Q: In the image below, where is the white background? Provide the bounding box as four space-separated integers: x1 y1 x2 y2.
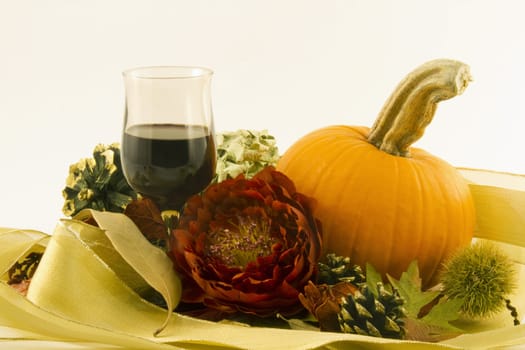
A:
1 0 525 234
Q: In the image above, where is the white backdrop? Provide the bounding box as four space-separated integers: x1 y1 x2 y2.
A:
1 0 525 233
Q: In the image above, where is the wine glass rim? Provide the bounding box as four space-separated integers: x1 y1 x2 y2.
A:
123 65 213 79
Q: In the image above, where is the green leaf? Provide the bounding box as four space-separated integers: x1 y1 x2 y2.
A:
386 261 464 341
276 314 320 332
387 261 440 319
365 263 384 297
420 296 464 333
404 297 464 342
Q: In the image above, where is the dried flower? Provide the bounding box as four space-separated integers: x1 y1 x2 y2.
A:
169 166 322 317
214 129 279 183
299 281 357 332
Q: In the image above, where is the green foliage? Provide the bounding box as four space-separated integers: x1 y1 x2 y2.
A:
365 263 384 296
387 261 441 319
214 129 279 183
387 261 463 340
418 297 464 333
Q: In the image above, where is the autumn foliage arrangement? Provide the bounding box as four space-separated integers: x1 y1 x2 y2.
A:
22 59 518 343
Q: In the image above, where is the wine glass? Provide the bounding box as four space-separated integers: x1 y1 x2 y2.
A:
120 66 216 212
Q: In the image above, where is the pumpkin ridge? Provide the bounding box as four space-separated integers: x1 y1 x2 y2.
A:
422 159 460 285
433 172 459 285
321 132 371 257
383 156 421 280
343 144 380 263
384 155 401 277
406 158 426 278
307 128 361 196
437 162 474 271
346 148 395 274
453 172 473 250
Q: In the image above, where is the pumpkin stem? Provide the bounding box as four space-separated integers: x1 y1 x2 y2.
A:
368 59 472 157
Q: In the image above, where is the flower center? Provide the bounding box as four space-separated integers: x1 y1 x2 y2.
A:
206 217 276 269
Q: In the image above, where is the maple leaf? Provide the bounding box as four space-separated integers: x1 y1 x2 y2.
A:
365 263 385 296
419 296 464 332
387 261 440 318
387 261 464 341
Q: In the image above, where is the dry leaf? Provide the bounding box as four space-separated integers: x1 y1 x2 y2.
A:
124 198 169 248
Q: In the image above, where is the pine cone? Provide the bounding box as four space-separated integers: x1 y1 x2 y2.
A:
318 253 366 285
62 143 137 216
338 282 406 339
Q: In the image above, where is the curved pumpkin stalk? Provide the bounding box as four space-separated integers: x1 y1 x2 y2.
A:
368 59 472 157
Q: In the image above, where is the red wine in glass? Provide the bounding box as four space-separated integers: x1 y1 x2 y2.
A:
120 66 216 212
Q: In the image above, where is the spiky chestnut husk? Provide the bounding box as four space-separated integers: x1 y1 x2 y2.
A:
440 240 517 320
62 143 138 216
317 253 366 285
338 282 407 339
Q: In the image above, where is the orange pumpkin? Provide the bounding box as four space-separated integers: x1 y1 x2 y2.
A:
277 59 475 287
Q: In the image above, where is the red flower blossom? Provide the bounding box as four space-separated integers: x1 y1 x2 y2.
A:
169 166 322 317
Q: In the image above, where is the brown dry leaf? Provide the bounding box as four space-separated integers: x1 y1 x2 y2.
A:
124 198 168 247
299 281 357 332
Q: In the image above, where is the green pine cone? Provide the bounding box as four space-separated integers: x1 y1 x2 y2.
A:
62 143 138 216
317 253 366 285
338 282 407 339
